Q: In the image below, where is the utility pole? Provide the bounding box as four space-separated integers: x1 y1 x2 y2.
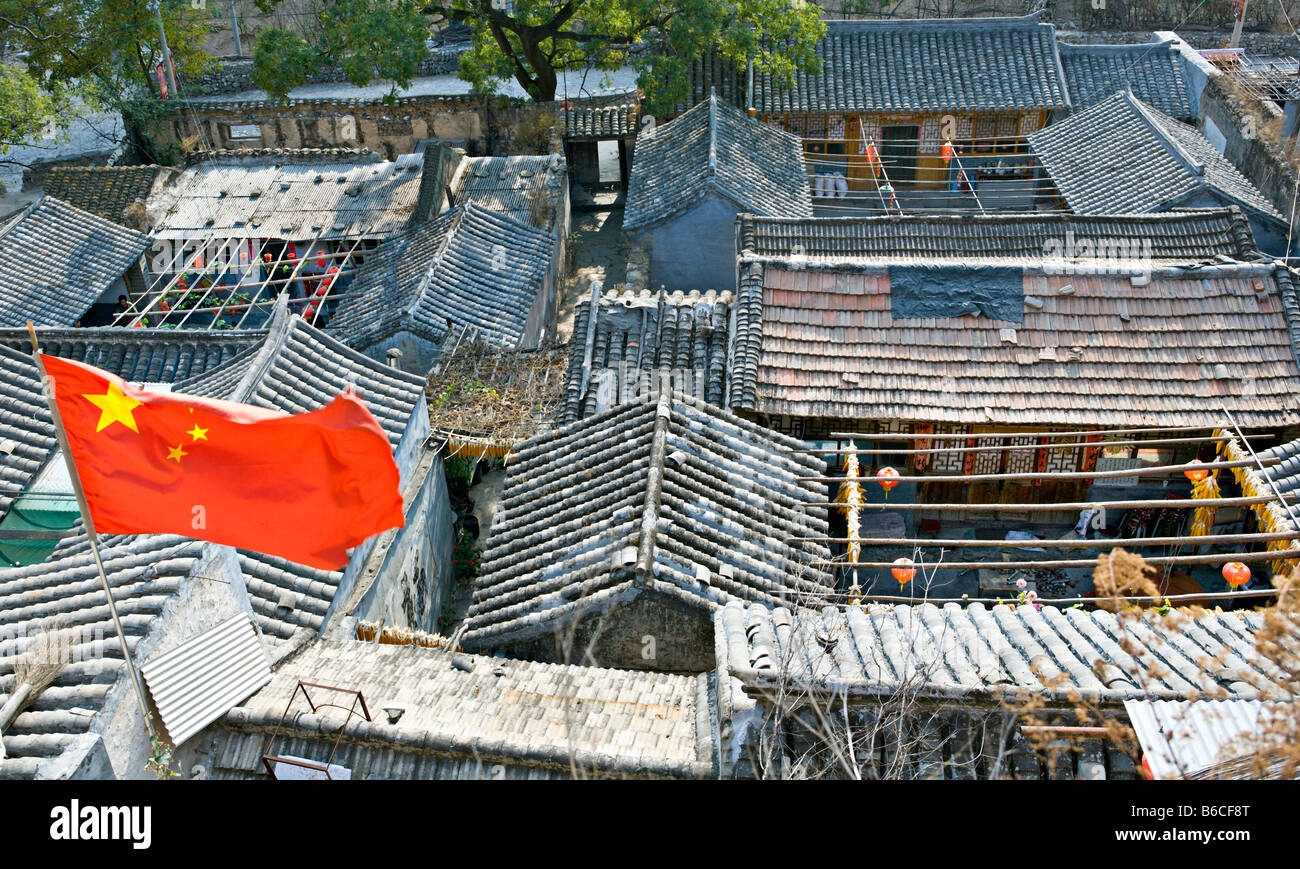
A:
1231 0 1249 49
228 0 243 58
152 0 180 98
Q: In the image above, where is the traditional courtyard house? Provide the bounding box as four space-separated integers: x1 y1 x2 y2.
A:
683 16 1071 203
460 391 834 672
727 208 1300 578
0 196 153 328
623 93 811 292
123 148 424 331
43 165 171 228
185 635 716 779
714 598 1276 779
1030 91 1291 256
558 283 732 424
0 305 455 778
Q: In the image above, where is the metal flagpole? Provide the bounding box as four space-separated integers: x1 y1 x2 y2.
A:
25 323 157 739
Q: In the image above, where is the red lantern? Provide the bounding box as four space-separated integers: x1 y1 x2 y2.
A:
876 466 900 492
303 303 317 322
863 141 880 169
316 254 328 269
940 140 955 164
263 253 273 263
891 557 915 586
1184 459 1208 482
1141 755 1154 780
1222 561 1251 587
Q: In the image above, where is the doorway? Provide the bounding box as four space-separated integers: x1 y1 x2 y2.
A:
881 125 919 183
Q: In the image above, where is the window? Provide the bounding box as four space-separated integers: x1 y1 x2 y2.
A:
228 124 262 141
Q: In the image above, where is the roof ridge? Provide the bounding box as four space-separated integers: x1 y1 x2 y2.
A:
1059 37 1178 54
1122 90 1205 177
634 385 673 586
824 12 1047 30
707 88 718 176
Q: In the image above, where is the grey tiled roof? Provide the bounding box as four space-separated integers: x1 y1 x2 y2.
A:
0 535 206 779
329 203 555 352
43 166 166 226
730 219 1300 427
0 328 263 384
624 94 812 232
0 197 152 327
736 209 1263 265
1030 92 1285 224
204 639 715 779
1255 435 1300 497
560 98 640 138
687 15 1071 115
241 312 426 449
717 600 1276 704
462 391 834 651
1059 40 1194 119
451 154 567 231
558 287 732 425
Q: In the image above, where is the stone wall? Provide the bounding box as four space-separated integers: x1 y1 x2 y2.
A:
161 93 564 159
507 596 716 673
1199 73 1299 236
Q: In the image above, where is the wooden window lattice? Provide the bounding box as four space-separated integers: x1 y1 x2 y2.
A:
918 117 941 155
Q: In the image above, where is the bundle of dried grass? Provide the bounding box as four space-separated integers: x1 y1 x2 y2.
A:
1 621 77 735
426 339 569 453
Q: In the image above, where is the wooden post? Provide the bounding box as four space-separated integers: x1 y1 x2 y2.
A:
25 324 156 739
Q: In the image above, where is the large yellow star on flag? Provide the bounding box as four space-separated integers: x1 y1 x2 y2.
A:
83 383 142 433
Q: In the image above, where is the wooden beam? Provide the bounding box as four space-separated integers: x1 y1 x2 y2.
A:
795 588 1281 605
806 494 1294 511
800 456 1276 484
830 424 1273 441
812 548 1300 570
806 433 1275 456
787 531 1300 549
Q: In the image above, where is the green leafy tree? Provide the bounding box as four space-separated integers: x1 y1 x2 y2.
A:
0 0 216 163
252 0 825 114
0 62 63 155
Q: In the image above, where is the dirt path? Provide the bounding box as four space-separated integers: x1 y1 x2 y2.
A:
554 206 628 343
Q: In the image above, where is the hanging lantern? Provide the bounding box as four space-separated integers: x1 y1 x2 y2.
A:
263 253 273 263
192 254 204 269
1183 459 1209 482
863 141 880 169
1222 561 1251 587
316 254 328 269
891 557 915 586
876 466 900 494
303 303 317 321
940 139 955 164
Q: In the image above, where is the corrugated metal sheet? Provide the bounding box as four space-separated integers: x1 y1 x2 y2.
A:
141 614 271 747
1123 699 1265 779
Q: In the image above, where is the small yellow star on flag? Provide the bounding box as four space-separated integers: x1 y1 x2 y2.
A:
84 383 142 433
187 424 209 441
166 443 188 463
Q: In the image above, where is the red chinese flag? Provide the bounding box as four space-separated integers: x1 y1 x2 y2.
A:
40 354 404 570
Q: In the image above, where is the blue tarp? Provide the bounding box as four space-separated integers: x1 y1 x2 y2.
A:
889 265 1024 323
